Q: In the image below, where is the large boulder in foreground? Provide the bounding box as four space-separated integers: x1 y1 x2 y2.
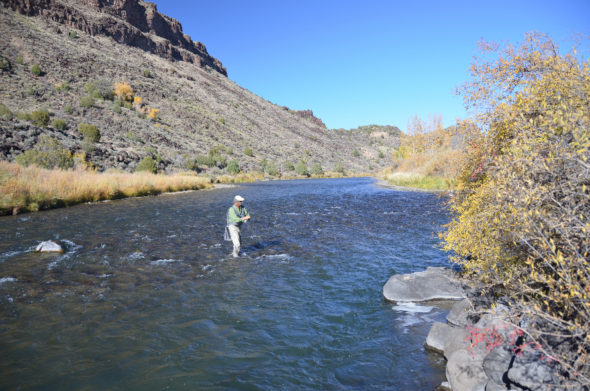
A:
383 266 464 302
35 240 63 253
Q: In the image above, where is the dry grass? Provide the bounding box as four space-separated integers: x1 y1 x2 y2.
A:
384 172 456 190
382 148 464 190
0 161 213 215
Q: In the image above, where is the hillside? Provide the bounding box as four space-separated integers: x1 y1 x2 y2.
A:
0 0 400 175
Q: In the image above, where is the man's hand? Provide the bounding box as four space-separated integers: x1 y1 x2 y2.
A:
242 216 251 221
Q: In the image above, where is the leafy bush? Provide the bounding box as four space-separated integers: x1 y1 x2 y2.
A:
31 63 42 76
295 160 309 176
64 104 74 115
378 150 385 159
79 95 95 108
265 160 278 176
0 103 13 120
284 162 295 171
143 69 151 78
147 108 159 121
52 118 66 130
56 82 70 92
136 156 157 173
126 132 140 142
85 80 114 100
195 153 226 169
353 149 360 157
244 147 254 157
114 82 134 102
31 110 50 127
15 135 73 169
82 138 95 154
144 147 162 163
310 163 323 175
443 33 590 387
17 112 31 121
333 163 345 174
15 54 23 64
77 123 100 142
227 159 240 175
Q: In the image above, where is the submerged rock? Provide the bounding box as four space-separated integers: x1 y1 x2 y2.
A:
35 240 63 253
382 266 464 302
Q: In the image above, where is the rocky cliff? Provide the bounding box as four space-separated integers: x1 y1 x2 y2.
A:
0 2 400 174
0 0 227 75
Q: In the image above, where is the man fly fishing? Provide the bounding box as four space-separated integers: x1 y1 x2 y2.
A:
225 195 251 257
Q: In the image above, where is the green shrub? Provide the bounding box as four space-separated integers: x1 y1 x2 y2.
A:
64 104 74 115
227 159 240 175
144 147 162 163
334 163 345 174
378 150 385 159
52 118 66 130
31 110 50 127
112 103 122 114
310 163 324 175
17 112 31 121
31 63 42 76
15 135 73 169
0 103 13 120
353 149 360 157
77 123 100 142
56 82 71 92
15 54 23 65
85 80 114 100
69 31 78 39
284 162 295 171
143 69 151 78
82 138 95 154
136 156 157 173
264 160 278 176
195 153 226 168
244 147 254 157
295 160 309 176
79 95 95 108
126 132 140 142
184 157 199 172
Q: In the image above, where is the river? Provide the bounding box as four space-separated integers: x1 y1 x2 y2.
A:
0 177 452 390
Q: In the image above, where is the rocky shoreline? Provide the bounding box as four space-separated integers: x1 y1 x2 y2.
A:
383 267 560 390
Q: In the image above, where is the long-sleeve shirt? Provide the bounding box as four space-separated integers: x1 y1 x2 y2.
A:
227 205 249 227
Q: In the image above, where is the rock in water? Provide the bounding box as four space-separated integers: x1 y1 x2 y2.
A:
35 241 63 253
382 267 464 302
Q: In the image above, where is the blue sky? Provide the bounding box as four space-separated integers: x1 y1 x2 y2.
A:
153 1 589 131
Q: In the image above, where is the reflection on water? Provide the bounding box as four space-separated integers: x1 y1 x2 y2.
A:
0 178 451 390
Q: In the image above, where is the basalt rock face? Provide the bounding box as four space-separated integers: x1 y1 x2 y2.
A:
0 4 400 174
0 0 227 75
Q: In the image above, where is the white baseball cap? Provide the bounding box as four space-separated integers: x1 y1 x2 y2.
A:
234 195 245 202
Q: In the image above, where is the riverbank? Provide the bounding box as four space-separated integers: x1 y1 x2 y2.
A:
383 267 563 390
375 179 450 193
381 172 456 191
0 161 216 215
0 161 359 216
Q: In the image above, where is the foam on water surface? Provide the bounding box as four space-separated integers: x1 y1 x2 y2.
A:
392 302 435 313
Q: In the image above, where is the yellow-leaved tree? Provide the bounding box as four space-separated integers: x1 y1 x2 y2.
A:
443 33 589 387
